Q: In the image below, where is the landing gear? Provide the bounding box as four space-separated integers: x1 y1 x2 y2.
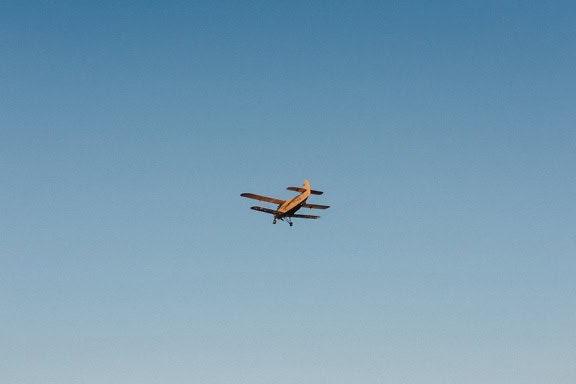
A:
272 216 293 226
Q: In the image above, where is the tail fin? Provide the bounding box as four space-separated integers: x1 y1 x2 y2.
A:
287 180 324 195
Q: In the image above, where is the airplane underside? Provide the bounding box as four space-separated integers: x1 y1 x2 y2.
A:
249 206 320 226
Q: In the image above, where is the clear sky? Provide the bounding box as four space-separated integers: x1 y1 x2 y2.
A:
1 1 575 383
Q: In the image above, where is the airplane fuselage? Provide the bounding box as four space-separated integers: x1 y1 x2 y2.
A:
277 191 309 217
275 180 311 221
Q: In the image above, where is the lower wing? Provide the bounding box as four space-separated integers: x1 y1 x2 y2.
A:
301 203 330 209
291 213 321 219
250 207 320 220
250 206 279 215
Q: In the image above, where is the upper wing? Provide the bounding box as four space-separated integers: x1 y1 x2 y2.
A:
241 193 284 205
286 187 324 195
301 203 330 209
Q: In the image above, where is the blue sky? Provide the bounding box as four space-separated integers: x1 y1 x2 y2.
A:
1 1 575 383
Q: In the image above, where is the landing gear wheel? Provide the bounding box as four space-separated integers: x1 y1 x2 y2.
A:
289 222 293 227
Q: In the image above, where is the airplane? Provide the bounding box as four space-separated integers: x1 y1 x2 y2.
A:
241 180 330 226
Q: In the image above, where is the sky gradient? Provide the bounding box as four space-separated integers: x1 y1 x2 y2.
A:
2 1 575 383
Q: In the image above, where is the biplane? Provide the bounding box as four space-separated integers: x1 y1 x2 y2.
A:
241 180 329 226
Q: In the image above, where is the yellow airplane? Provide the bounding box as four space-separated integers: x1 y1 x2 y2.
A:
241 180 330 226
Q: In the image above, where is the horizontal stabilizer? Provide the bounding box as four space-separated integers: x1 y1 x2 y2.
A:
291 213 320 219
286 187 324 195
241 193 284 205
302 203 330 210
250 206 278 215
